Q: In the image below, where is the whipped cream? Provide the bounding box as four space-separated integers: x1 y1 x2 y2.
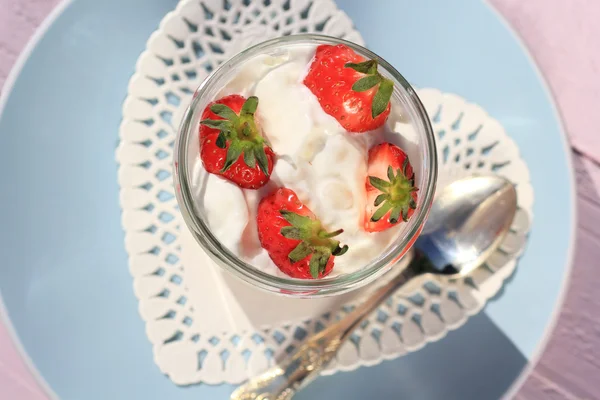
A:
191 44 408 277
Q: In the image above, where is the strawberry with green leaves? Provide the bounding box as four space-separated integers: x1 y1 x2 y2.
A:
303 44 393 133
364 143 418 232
257 188 348 279
200 94 274 189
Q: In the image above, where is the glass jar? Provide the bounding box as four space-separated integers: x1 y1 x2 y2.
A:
174 34 437 297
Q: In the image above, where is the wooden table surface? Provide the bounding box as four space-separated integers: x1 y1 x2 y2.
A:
0 0 599 399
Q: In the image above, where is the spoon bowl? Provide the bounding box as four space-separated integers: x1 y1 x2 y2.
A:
416 175 517 276
231 175 518 400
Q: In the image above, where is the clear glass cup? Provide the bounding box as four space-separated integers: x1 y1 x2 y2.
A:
174 34 437 297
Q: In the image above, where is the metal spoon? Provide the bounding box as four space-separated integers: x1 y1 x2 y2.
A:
231 175 517 400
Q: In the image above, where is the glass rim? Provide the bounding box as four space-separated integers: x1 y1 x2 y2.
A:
174 33 438 296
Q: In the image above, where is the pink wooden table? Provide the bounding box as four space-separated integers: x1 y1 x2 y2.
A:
1 0 599 398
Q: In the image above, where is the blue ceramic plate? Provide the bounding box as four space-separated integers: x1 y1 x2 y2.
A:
0 0 575 399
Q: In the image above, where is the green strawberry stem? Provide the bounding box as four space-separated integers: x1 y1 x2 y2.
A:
200 96 271 175
279 210 348 278
345 59 394 118
369 161 418 224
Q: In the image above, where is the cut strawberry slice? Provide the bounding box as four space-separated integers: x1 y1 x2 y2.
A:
364 143 418 232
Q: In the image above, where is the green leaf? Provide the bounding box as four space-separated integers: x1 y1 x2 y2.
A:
344 60 377 74
318 228 343 239
281 226 304 240
243 149 256 168
310 250 331 276
371 201 393 222
309 254 321 279
351 75 381 92
241 96 258 115
210 103 238 121
200 119 233 130
369 176 390 192
241 122 252 138
389 206 402 224
332 244 348 256
396 168 404 181
317 251 331 274
409 198 417 209
371 78 393 118
402 157 409 175
221 142 242 172
387 166 395 181
280 210 312 227
215 132 226 149
288 242 312 263
401 208 409 222
254 147 270 176
374 194 387 207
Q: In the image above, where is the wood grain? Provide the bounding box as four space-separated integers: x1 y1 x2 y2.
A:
489 0 600 164
517 152 600 400
515 371 585 400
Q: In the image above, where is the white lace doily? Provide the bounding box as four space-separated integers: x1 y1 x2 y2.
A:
116 0 533 386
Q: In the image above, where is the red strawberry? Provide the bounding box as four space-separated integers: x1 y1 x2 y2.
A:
364 143 418 232
199 94 274 189
303 44 393 133
257 188 348 279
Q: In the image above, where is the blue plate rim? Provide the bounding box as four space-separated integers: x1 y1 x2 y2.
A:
0 0 577 398
480 1 577 397
0 2 73 398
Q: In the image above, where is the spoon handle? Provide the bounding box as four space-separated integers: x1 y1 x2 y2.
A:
326 261 421 344
230 255 424 400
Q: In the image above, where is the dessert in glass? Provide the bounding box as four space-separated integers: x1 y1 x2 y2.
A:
174 34 437 297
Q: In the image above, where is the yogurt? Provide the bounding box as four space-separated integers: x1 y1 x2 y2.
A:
191 44 405 277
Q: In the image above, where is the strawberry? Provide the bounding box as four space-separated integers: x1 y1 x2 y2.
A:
199 94 274 189
303 44 393 133
364 143 418 232
257 188 348 279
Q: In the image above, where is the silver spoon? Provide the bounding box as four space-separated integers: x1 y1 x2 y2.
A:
231 175 517 400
